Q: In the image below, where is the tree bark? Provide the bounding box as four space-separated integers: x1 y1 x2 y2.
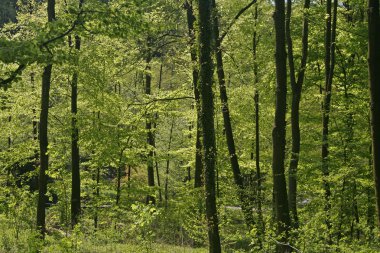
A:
184 0 203 188
252 5 265 246
196 0 221 251
37 0 55 238
164 118 174 209
70 33 81 228
145 40 155 205
286 0 310 229
321 0 337 243
368 0 380 227
273 0 292 250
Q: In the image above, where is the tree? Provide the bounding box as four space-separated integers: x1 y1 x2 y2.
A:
212 0 255 229
253 4 264 246
183 0 203 188
272 0 292 250
145 37 156 205
321 0 338 243
286 0 310 228
196 0 221 251
36 0 55 238
70 33 81 227
368 0 380 226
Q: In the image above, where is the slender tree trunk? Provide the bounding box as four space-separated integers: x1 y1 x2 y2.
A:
367 146 375 239
321 0 337 243
184 0 203 188
94 166 100 229
154 64 162 202
154 152 162 202
94 111 100 230
70 33 81 228
116 150 124 206
196 0 221 251
212 0 255 229
145 40 155 205
252 5 265 245
368 0 380 228
273 0 291 250
164 118 174 209
286 0 310 229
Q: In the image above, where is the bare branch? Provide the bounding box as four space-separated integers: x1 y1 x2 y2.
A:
219 0 257 43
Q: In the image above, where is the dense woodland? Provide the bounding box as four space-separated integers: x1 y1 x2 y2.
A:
0 0 379 252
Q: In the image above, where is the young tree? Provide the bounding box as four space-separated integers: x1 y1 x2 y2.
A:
368 0 380 226
196 0 221 251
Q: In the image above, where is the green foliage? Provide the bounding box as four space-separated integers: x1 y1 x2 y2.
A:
0 0 378 252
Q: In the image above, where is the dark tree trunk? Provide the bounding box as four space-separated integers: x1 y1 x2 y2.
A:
368 0 380 227
367 146 375 238
37 1 55 237
321 0 337 243
252 5 265 246
116 150 124 206
273 0 291 250
164 118 174 209
154 152 162 202
184 0 203 188
145 43 155 205
286 0 310 229
37 64 53 238
94 166 100 229
70 33 81 228
154 65 163 202
212 0 255 229
196 0 221 251
94 111 100 230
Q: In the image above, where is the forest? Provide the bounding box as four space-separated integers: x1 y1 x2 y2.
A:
0 0 379 252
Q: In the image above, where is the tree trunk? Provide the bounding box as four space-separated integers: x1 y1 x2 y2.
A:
252 5 265 245
367 146 375 239
286 0 310 229
70 33 81 228
94 111 100 230
368 0 380 227
37 64 52 237
37 1 55 237
184 0 203 188
164 118 174 209
145 41 155 205
212 0 255 229
196 0 221 251
273 0 291 250
321 0 337 243
116 150 124 206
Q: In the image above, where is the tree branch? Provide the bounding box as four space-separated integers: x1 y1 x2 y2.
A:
219 0 257 43
0 64 26 89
